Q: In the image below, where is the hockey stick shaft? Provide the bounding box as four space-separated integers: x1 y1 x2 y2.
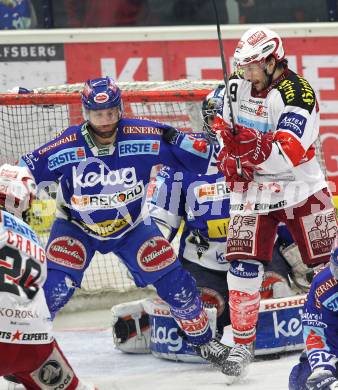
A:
211 0 242 175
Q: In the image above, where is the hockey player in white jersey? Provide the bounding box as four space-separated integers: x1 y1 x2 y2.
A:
0 164 97 390
213 26 338 382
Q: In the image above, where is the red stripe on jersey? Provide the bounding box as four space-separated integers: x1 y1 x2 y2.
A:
274 131 306 166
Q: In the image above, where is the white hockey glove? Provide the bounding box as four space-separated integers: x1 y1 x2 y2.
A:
280 243 314 292
111 300 150 354
306 368 338 390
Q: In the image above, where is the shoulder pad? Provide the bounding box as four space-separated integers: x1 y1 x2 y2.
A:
276 73 316 114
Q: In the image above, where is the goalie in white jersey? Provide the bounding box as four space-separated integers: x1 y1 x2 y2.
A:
0 164 97 390
213 26 338 382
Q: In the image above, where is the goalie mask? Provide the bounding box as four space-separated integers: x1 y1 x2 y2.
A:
330 235 338 280
201 85 224 144
0 164 36 219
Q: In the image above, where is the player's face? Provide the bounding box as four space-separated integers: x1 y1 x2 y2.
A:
239 62 269 92
87 107 121 140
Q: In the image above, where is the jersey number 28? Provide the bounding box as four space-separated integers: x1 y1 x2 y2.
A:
0 246 41 300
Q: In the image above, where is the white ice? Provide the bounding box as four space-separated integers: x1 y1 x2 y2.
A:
0 309 300 390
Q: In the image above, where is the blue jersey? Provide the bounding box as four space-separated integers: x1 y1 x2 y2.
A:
149 162 230 271
0 0 33 29
20 118 212 240
302 265 338 373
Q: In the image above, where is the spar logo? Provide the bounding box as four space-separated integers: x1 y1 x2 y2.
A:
137 236 176 272
72 165 137 188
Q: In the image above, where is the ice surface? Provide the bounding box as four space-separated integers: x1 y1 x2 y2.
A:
0 309 300 390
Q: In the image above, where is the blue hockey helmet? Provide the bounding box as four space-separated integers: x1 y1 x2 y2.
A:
330 235 338 280
201 85 224 143
81 77 123 112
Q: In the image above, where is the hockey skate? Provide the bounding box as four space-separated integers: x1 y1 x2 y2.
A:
193 338 231 372
222 343 254 383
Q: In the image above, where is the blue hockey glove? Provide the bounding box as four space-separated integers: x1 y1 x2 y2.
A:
306 368 338 390
162 126 182 145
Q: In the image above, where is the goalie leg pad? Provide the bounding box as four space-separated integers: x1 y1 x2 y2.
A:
153 266 212 345
111 300 150 354
228 260 264 344
143 298 217 362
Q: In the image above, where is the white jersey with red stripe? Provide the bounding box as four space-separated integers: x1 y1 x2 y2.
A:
0 210 53 344
223 68 328 214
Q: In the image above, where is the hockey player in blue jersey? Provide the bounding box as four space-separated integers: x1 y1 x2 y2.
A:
289 236 338 390
19 76 233 372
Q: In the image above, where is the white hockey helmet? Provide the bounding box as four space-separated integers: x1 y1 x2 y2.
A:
0 164 36 218
234 27 285 69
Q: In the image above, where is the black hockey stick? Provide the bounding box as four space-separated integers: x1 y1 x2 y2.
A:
211 0 242 176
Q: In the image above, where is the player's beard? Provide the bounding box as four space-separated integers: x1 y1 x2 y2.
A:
88 122 118 139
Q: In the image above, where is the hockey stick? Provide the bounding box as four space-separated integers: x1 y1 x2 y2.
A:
211 0 242 176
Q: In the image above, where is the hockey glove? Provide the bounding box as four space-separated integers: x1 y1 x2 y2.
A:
217 149 254 193
162 126 182 145
306 368 338 390
214 119 273 165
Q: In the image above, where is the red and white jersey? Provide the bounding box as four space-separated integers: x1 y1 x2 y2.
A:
0 210 53 344
223 68 328 214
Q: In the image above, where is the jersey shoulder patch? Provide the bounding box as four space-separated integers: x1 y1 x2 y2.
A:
276 72 316 114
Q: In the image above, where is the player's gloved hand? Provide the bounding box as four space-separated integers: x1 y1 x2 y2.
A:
162 126 182 145
214 119 273 165
217 150 254 192
306 368 338 390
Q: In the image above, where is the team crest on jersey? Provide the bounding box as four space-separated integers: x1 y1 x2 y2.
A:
118 140 160 157
48 147 86 170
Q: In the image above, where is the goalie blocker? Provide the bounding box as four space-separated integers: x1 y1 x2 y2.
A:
111 294 306 361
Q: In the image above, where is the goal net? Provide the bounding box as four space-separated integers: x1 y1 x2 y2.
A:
0 80 329 311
